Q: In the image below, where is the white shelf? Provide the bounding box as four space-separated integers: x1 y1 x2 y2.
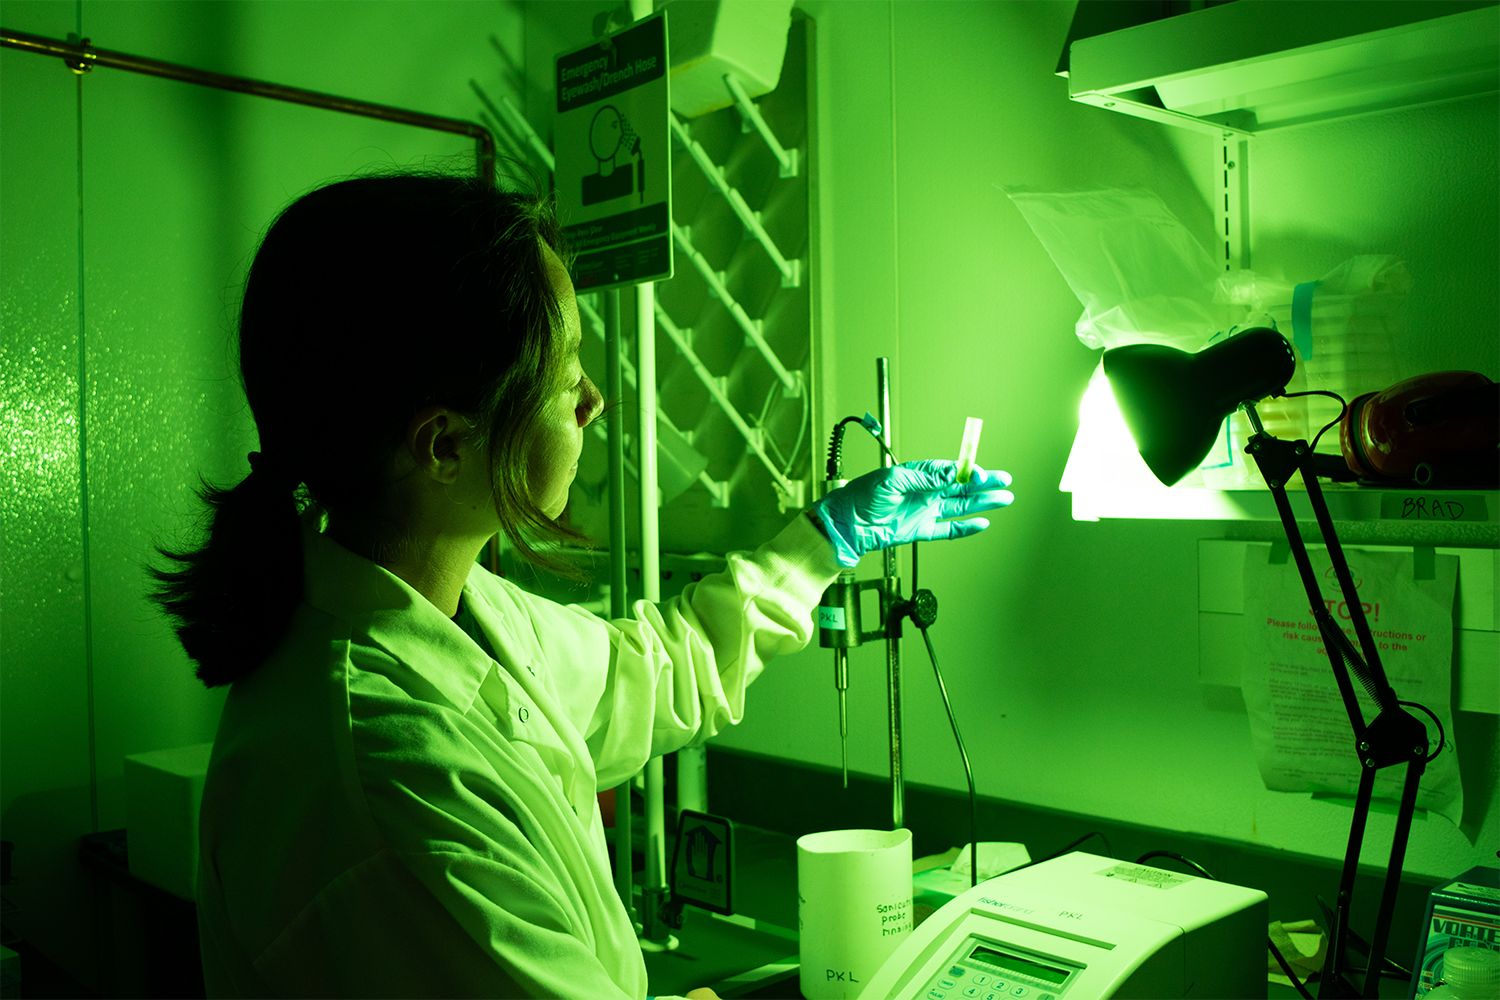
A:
1067 484 1497 525
1059 363 1497 525
1068 1 1500 136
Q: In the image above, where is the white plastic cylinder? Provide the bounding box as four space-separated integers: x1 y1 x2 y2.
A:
797 828 913 1000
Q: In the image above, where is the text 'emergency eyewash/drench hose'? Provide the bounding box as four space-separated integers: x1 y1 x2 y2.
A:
956 417 983 484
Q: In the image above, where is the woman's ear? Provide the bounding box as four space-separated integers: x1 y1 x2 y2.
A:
406 406 469 484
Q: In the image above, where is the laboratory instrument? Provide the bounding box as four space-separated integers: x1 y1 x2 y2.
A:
1102 327 1443 998
1409 865 1500 997
816 378 1006 896
956 417 983 484
860 851 1268 1000
817 360 903 809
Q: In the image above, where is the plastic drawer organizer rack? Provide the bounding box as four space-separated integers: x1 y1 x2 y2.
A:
474 16 814 560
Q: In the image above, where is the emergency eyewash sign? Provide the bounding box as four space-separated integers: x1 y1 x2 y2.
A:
556 12 672 291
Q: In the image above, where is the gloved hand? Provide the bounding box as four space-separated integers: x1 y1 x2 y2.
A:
810 460 1013 568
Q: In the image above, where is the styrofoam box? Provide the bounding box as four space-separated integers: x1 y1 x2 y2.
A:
123 742 213 901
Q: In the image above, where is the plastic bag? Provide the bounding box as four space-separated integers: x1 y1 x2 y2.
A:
1006 187 1243 352
1012 187 1252 491
1012 188 1412 490
1209 257 1410 487
1218 255 1409 433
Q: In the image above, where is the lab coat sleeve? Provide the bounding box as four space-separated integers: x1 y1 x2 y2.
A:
584 513 841 788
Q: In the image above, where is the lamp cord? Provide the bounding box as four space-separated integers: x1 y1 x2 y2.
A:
918 624 978 887
1270 936 1316 1000
1400 700 1447 762
1277 388 1347 451
1001 831 1115 879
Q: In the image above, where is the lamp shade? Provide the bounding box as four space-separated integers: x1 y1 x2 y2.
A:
1102 328 1296 486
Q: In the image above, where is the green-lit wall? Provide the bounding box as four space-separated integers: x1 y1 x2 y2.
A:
1 0 520 986
696 0 1499 878
4 0 1497 989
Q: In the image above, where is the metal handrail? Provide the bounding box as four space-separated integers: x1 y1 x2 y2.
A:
470 79 553 173
0 28 497 186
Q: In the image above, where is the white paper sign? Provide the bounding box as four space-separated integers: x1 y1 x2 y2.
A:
1242 545 1461 825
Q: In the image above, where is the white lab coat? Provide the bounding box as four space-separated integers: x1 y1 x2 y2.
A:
196 515 839 999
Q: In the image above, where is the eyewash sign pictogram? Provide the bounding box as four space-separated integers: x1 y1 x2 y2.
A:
555 12 672 291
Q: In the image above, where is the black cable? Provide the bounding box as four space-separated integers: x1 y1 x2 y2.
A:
825 416 865 481
918 626 977 887
860 420 899 467
1134 851 1216 881
1400 700 1446 762
1005 831 1114 875
1269 936 1317 1000
1141 855 1411 989
1137 851 1315 998
1278 388 1348 451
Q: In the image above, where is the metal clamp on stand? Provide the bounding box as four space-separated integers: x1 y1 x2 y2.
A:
815 359 919 830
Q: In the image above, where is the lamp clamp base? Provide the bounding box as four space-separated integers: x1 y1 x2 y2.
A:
1357 705 1429 770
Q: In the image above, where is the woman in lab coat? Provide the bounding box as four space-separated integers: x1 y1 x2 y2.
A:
152 174 1012 1000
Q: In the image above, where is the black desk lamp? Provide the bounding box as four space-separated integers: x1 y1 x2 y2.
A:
1103 328 1435 1000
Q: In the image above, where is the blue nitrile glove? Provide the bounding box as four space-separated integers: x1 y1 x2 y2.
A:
811 460 1014 568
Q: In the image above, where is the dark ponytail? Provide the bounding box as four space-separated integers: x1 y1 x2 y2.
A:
151 173 575 688
152 465 305 687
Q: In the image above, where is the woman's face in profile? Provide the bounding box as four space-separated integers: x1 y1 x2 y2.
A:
528 246 604 519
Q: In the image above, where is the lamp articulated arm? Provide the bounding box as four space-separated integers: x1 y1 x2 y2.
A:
1241 402 1432 1000
1102 329 1442 999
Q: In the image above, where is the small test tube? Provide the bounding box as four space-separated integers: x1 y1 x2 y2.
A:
956 417 983 483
